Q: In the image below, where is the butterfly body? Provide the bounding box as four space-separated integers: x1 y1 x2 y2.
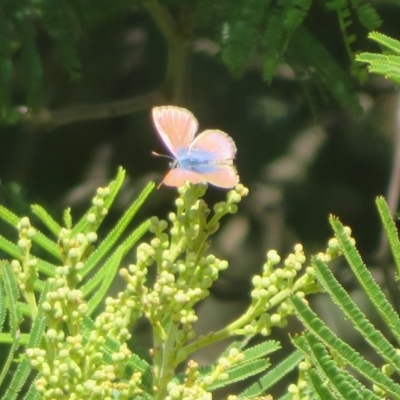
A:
152 106 239 188
175 144 233 172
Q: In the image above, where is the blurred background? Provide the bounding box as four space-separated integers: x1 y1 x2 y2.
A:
1 0 400 394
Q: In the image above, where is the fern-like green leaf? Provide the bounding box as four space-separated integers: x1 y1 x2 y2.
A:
291 296 400 398
241 340 281 363
9 0 42 108
0 204 20 226
0 235 22 259
82 314 96 331
2 283 49 399
367 31 400 54
21 382 40 400
2 358 32 400
28 281 49 344
2 263 22 336
81 219 150 299
287 26 362 112
296 333 380 399
328 0 381 43
81 181 154 277
222 0 271 78
36 0 81 79
0 281 6 332
329 215 400 345
368 64 400 85
118 218 152 258
127 353 153 380
31 204 62 237
239 350 303 398
262 0 288 81
104 336 151 374
71 167 126 236
356 53 400 66
263 0 313 81
349 0 382 29
36 259 55 278
63 208 72 229
284 0 313 31
0 333 20 390
0 278 49 400
208 359 271 391
356 50 400 84
312 256 400 370
276 394 292 400
85 247 124 315
307 368 351 400
31 230 62 261
82 313 153 390
326 0 365 75
375 197 400 276
0 204 62 261
0 332 28 345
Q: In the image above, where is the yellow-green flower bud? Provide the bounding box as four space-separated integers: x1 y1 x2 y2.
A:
87 213 96 224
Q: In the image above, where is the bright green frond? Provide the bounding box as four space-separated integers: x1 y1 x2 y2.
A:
292 296 400 398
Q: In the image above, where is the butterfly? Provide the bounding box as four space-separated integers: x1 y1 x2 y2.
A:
152 105 239 188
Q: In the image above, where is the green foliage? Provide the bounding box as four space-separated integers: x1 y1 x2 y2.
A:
327 0 381 77
349 0 382 29
357 31 400 84
0 0 143 123
219 0 378 111
2 162 400 398
262 0 313 81
286 26 362 115
5 0 43 111
221 0 271 78
0 167 155 398
0 166 343 399
239 349 304 398
0 0 386 122
36 0 81 80
68 0 141 29
0 10 12 112
290 197 400 399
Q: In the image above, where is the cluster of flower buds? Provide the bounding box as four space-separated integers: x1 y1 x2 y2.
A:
12 217 37 294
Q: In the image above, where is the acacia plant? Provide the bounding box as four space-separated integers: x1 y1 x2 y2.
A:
0 166 352 399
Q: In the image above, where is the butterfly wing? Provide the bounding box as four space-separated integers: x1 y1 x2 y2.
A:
152 106 198 158
194 165 238 188
189 129 237 160
162 168 205 187
188 129 238 188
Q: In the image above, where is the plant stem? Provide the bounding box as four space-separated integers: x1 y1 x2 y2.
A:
178 273 312 362
18 90 162 130
145 0 194 105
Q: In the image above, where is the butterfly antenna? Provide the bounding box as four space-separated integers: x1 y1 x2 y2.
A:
152 151 173 160
156 180 164 189
151 151 170 189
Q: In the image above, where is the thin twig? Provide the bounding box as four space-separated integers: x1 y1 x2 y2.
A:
17 1 192 129
385 91 400 220
377 90 400 256
18 90 164 130
144 0 177 46
375 89 400 310
144 0 193 105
